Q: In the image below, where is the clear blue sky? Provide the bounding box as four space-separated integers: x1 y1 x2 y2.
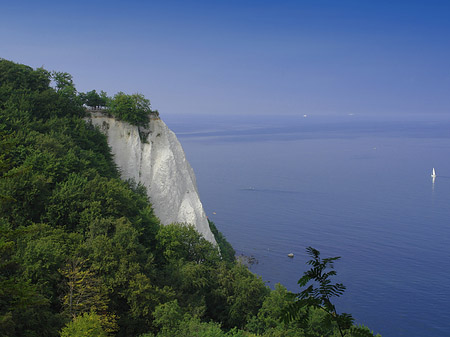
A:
1 0 450 116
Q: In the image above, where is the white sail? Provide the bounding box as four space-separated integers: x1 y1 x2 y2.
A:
431 168 436 178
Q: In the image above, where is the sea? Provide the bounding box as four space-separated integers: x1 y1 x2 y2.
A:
164 112 450 337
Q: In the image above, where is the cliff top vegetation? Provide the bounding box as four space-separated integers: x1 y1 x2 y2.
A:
80 89 159 127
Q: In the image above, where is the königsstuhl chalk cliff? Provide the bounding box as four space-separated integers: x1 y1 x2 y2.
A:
86 111 216 245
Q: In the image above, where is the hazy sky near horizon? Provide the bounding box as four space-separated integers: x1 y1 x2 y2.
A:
1 0 450 116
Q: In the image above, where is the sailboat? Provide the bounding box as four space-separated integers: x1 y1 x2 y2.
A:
431 168 437 178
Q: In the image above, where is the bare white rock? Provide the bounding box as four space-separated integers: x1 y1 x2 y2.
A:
86 112 216 245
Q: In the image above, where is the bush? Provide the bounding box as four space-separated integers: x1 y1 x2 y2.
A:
60 311 107 337
107 92 152 127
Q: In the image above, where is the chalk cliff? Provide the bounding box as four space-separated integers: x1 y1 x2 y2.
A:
86 112 216 244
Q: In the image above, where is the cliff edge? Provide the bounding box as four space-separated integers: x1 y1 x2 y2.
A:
86 112 216 245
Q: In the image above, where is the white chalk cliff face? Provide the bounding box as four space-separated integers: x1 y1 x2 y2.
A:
86 112 216 245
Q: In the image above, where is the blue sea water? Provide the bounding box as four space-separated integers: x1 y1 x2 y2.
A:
164 113 450 337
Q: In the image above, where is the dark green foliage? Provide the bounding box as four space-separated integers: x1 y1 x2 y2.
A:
149 299 259 337
283 247 380 337
209 219 236 264
210 262 269 330
156 223 220 264
0 221 55 337
246 283 297 334
79 89 108 109
0 59 84 124
0 59 160 335
107 92 153 127
0 59 50 93
60 311 108 337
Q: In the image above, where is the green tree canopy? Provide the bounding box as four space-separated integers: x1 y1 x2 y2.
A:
108 92 155 126
79 90 108 109
60 311 108 337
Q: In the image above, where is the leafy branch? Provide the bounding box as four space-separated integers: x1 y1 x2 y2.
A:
284 247 377 337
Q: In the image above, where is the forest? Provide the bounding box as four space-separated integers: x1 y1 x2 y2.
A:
0 59 380 336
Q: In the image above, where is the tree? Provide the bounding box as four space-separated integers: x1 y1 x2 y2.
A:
51 71 74 92
59 257 118 333
208 220 236 264
59 257 109 318
0 60 82 121
284 247 379 337
211 262 269 329
246 283 301 335
0 132 14 201
50 71 84 117
99 90 108 107
80 90 108 109
60 311 107 337
151 300 255 337
0 59 50 93
0 221 55 336
156 223 220 265
107 92 153 126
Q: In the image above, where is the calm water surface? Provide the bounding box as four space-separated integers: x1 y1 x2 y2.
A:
165 113 450 337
